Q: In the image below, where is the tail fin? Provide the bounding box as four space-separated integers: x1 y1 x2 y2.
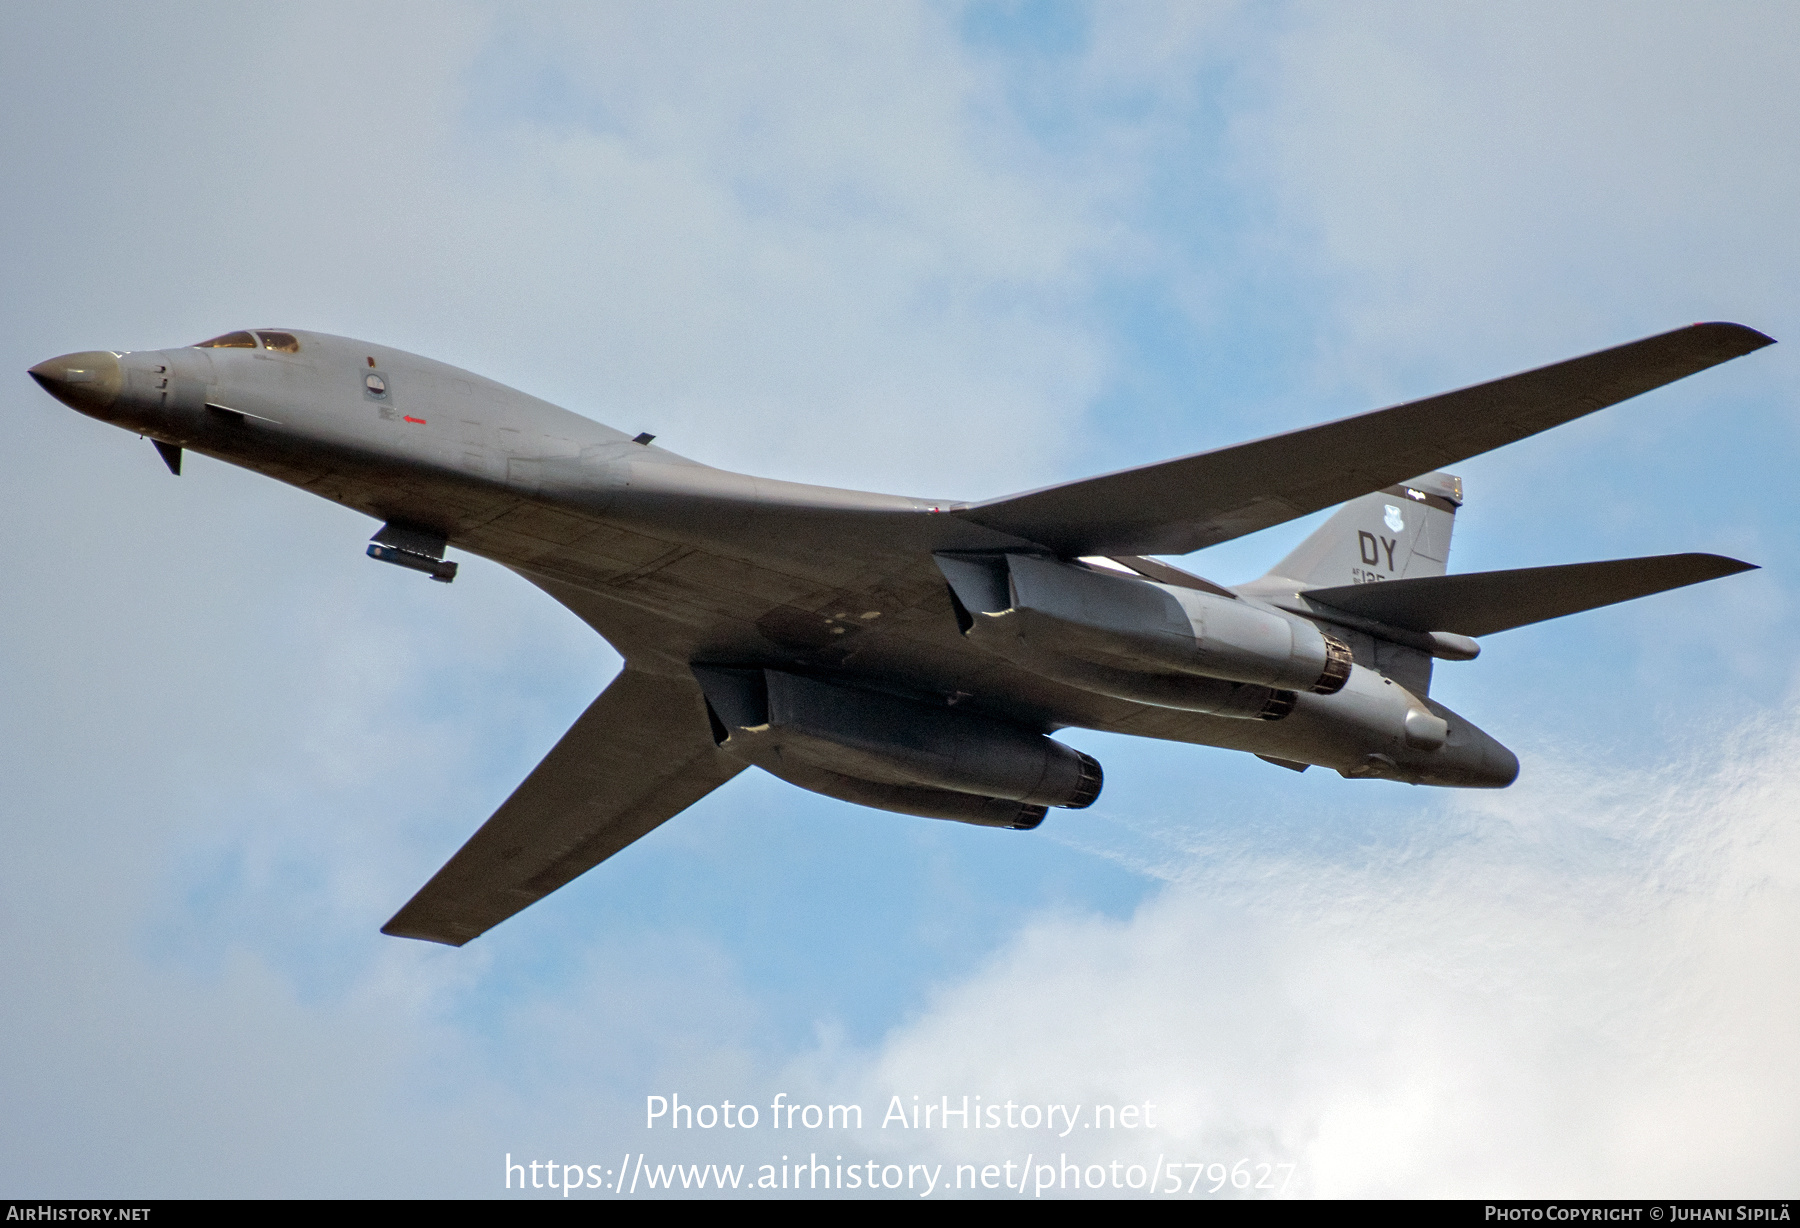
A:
1262 472 1462 590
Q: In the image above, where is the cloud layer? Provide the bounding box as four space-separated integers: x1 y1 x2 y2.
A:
843 698 1800 1196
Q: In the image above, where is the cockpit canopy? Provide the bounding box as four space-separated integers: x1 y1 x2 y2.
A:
192 330 300 353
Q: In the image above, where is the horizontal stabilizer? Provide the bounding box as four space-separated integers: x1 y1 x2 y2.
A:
382 668 742 945
956 323 1772 556
1302 553 1757 637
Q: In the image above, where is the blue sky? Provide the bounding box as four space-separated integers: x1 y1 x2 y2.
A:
2 1 1796 1197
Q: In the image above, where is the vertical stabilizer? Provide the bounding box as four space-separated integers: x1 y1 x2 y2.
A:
1262 472 1462 590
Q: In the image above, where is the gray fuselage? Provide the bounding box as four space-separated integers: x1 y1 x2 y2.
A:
31 329 1520 792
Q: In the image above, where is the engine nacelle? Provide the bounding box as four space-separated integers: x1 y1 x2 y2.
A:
936 553 1350 717
692 666 1102 829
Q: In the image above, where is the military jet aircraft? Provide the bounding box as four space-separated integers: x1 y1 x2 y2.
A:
28 322 1771 945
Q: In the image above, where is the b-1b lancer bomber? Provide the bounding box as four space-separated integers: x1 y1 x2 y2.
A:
29 322 1772 944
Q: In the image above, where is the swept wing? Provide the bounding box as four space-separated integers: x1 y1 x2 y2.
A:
382 668 742 946
955 323 1772 555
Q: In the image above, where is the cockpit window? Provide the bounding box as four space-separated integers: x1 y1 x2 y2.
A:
192 331 258 349
255 331 301 353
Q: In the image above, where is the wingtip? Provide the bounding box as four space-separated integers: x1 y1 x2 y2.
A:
1683 552 1760 577
1691 321 1777 351
380 918 473 946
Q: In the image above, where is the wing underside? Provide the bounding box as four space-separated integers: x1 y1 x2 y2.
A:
955 323 1772 556
382 668 743 946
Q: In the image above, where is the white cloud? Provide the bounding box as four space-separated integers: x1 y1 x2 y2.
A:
829 699 1800 1196
1238 1 1800 378
375 1 1131 496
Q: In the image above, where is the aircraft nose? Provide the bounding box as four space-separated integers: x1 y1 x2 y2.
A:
29 350 122 416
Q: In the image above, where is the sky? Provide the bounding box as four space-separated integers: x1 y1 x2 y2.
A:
2 0 1796 1199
